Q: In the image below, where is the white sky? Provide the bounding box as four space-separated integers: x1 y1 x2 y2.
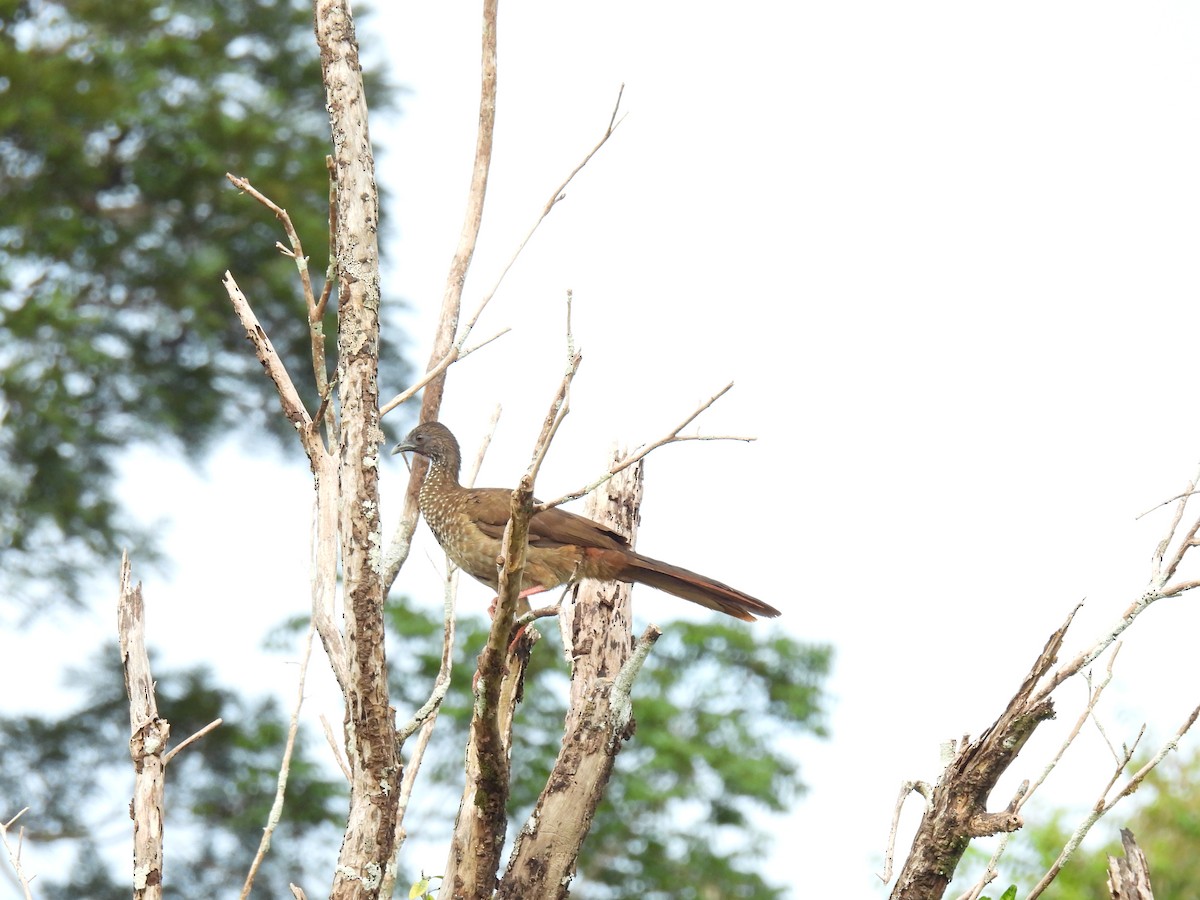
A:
8 3 1200 898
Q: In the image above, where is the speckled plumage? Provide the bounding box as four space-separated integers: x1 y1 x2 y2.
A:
393 422 781 622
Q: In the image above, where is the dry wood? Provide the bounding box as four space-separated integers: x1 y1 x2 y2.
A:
497 452 660 899
0 808 35 900
888 615 1068 900
313 2 400 897
118 554 168 900
1106 829 1155 900
889 463 1200 898
439 363 581 899
386 0 500 599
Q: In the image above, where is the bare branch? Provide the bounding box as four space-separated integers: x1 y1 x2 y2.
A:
526 353 583 485
118 554 167 900
516 602 563 626
320 713 352 783
879 781 933 884
1106 829 1156 900
1017 644 1120 813
397 569 458 744
225 172 338 442
0 808 34 900
1137 480 1200 521
612 624 663 707
466 405 503 490
497 453 653 898
162 718 223 766
954 834 1011 900
240 624 317 898
1025 704 1200 900
535 381 746 511
378 85 625 421
312 456 349 692
1162 513 1200 586
889 613 1067 899
378 326 509 416
221 271 323 461
313 1 399 895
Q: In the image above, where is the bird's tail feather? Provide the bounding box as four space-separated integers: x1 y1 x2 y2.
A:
617 554 781 622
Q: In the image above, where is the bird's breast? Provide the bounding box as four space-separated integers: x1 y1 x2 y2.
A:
419 481 504 587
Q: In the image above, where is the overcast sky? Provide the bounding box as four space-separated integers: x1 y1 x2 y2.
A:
367 5 1200 893
11 4 1200 898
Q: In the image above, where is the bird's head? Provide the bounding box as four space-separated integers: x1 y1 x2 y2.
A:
392 421 461 471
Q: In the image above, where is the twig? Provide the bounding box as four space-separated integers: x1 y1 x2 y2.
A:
1025 703 1200 900
162 718 223 766
398 569 458 744
526 353 583 486
320 713 352 783
954 834 1010 900
395 566 459 855
1150 469 1197 579
317 154 336 321
379 85 625 419
1161 577 1200 598
1017 644 1120 813
118 554 168 900
534 381 749 511
379 326 510 415
224 174 337 443
1161 513 1200 587
612 625 662 706
0 808 34 900
1033 480 1200 706
1136 481 1200 520
878 781 934 883
467 406 503 490
240 624 317 898
221 272 322 460
224 173 318 315
515 603 562 627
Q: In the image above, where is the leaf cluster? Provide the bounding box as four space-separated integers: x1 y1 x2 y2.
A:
957 746 1200 899
386 601 831 898
0 0 403 607
0 649 345 898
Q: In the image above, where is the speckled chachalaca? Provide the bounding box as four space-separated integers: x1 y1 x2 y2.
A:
392 422 780 621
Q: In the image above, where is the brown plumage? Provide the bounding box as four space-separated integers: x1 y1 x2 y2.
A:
392 421 781 622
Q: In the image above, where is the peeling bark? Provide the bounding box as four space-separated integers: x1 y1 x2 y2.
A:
313 2 399 897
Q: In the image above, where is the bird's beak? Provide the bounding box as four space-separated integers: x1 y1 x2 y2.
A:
391 440 416 456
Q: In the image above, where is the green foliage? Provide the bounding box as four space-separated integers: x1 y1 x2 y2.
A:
386 601 831 898
0 649 345 898
957 747 1200 898
408 873 442 899
0 0 402 606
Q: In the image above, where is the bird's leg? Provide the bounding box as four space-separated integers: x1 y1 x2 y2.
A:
505 585 548 654
486 583 546 619
472 585 546 694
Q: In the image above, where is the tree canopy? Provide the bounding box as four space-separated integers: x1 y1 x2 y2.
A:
384 606 831 898
0 0 401 606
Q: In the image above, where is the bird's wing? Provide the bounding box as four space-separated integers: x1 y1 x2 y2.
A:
461 488 516 541
527 504 629 551
468 490 628 551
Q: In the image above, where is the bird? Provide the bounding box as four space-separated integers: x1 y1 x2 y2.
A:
392 421 781 622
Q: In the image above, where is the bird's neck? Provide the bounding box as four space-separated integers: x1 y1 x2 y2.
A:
424 457 463 492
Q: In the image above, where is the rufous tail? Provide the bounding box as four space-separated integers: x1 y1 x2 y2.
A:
617 554 781 622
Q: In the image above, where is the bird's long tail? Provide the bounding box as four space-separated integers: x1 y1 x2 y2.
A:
616 553 781 622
